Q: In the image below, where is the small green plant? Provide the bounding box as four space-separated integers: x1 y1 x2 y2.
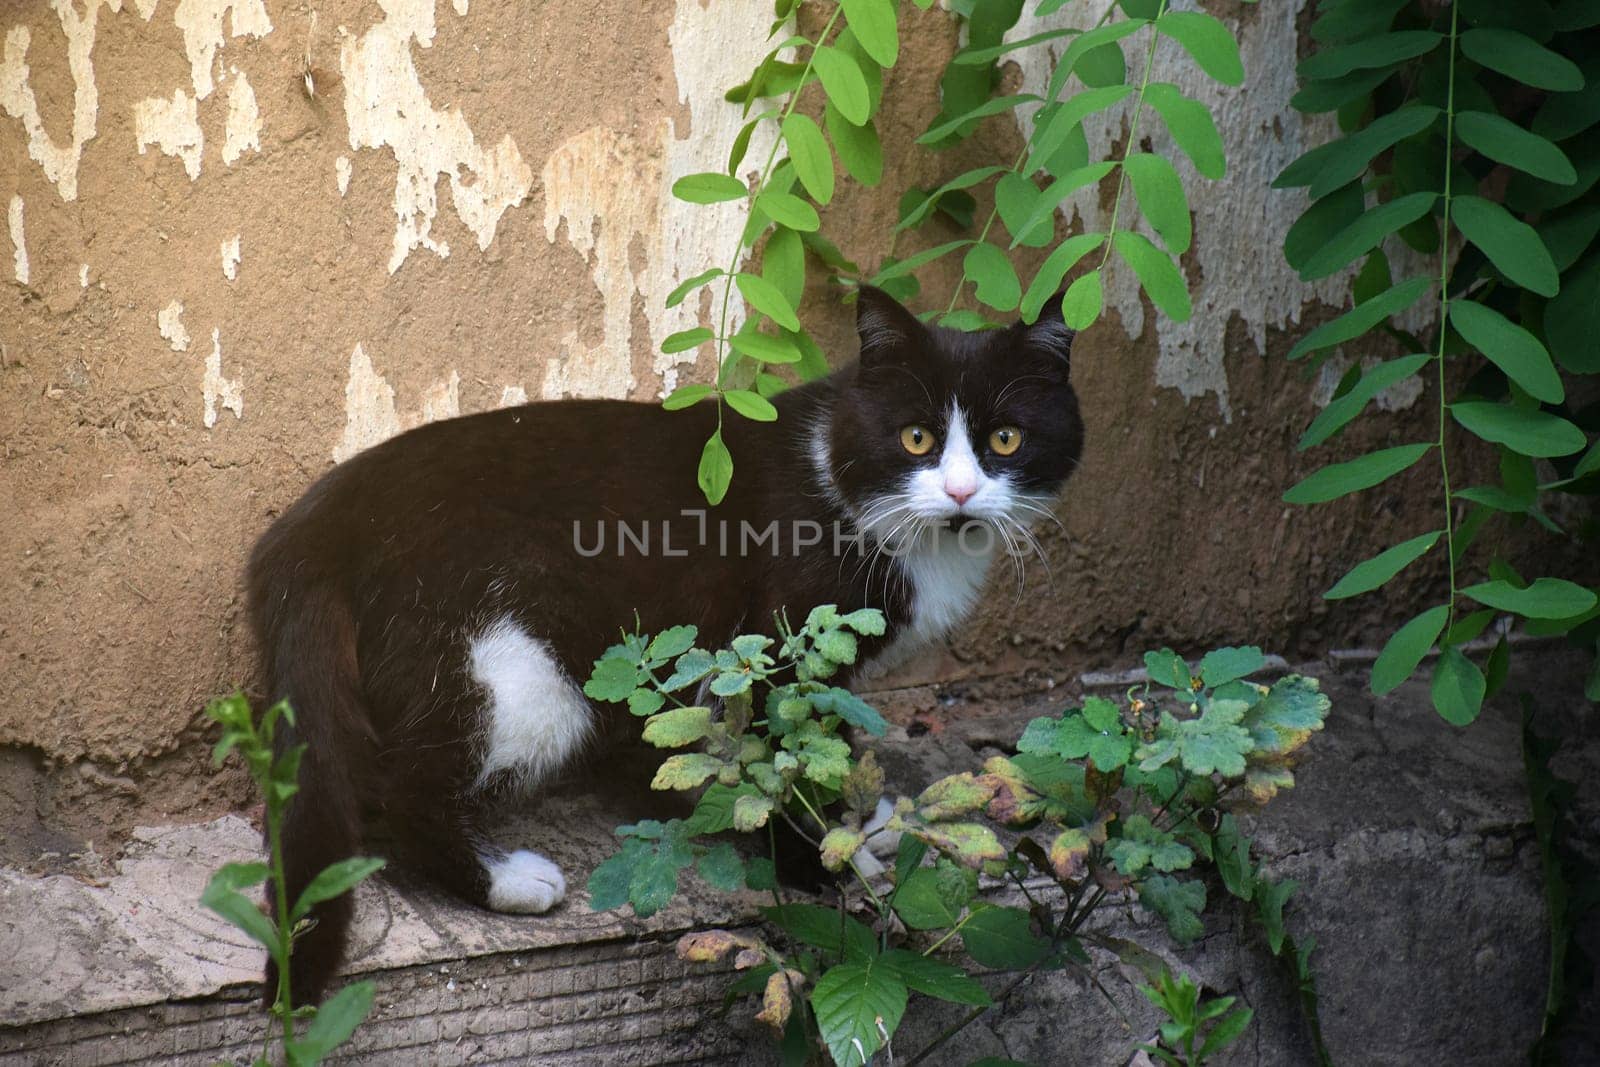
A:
202 694 385 1067
586 613 1332 1065
1138 966 1253 1066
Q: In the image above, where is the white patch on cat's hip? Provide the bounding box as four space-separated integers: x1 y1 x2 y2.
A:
482 849 566 913
468 615 593 791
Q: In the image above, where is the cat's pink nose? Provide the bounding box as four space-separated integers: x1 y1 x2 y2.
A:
946 486 975 506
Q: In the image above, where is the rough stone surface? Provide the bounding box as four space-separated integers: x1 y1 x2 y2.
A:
1 647 1595 1064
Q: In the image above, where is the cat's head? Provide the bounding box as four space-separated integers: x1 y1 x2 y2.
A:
819 286 1084 541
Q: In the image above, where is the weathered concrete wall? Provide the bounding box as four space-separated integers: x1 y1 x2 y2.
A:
2 1 1490 836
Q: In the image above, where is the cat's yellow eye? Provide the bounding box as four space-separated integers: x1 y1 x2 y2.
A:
989 427 1023 456
900 425 936 456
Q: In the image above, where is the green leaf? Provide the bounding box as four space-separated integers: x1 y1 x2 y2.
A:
698 430 733 505
1282 442 1432 504
585 656 643 702
1547 253 1600 373
962 906 1053 969
666 267 723 309
1144 648 1191 689
1430 646 1485 726
661 327 713 355
1450 402 1587 458
1456 111 1576 185
291 857 385 922
729 330 802 364
672 171 748 204
781 115 834 206
872 239 971 282
1300 353 1431 450
1075 41 1127 88
1025 85 1135 175
1137 701 1254 777
754 191 820 233
1200 646 1266 686
880 950 991 1006
1448 301 1564 404
696 842 746 891
1451 195 1560 296
641 705 714 747
762 226 805 310
1123 153 1192 254
628 688 665 717
1060 270 1103 330
1043 19 1147 100
827 106 883 186
200 876 278 952
725 388 779 422
285 981 376 1065
762 903 877 961
736 272 801 330
1113 231 1191 321
1109 815 1195 875
810 686 888 735
893 866 966 930
841 0 897 67
1019 233 1105 321
1288 277 1431 362
1275 106 1439 200
1198 1005 1255 1061
685 782 759 835
1144 83 1226 179
812 47 870 126
1459 28 1584 91
1007 163 1114 249
1461 578 1598 619
652 753 723 790
1325 531 1441 600
1139 876 1206 943
811 959 908 1067
1300 193 1437 280
1371 605 1448 694
920 94 1040 145
1156 11 1244 86
897 167 1008 232
1298 31 1441 80
963 242 1021 312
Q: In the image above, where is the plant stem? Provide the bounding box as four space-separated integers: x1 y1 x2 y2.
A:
920 909 977 957
792 787 884 909
1089 0 1170 280
1435 1 1461 630
941 1 1125 318
712 5 845 390
267 799 295 1057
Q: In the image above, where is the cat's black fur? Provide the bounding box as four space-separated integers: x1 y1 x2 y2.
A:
246 288 1083 1000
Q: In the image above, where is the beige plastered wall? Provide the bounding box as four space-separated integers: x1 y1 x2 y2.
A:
1 0 1473 841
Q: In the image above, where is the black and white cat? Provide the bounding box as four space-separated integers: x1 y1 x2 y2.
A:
246 287 1084 999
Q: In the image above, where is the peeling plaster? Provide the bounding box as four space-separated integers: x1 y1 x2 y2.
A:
332 344 461 462
539 0 784 399
498 385 527 406
1 1 120 202
171 0 271 100
201 328 243 427
158 300 190 351
338 0 531 274
335 155 351 196
452 0 469 14
221 70 259 164
133 89 203 180
1007 0 1355 419
220 234 239 280
79 263 89 287
8 195 26 285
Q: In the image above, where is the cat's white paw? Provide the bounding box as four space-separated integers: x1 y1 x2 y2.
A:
484 849 567 913
851 797 903 878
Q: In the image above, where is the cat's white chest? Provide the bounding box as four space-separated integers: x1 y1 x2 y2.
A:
858 527 995 679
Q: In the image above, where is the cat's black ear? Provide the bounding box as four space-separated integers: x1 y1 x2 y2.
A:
1015 292 1074 374
855 285 924 364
